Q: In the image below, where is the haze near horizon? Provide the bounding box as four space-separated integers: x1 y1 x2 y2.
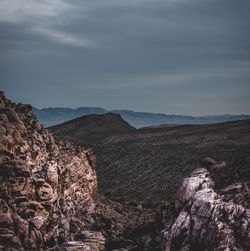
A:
0 0 249 115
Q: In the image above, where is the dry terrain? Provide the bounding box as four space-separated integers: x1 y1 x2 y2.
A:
1 91 249 250
51 115 250 208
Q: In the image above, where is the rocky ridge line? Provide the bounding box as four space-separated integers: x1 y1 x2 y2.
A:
0 91 105 250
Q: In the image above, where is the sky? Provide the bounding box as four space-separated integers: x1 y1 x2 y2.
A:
0 0 249 115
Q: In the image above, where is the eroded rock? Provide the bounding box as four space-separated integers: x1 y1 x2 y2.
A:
0 91 104 250
162 160 250 251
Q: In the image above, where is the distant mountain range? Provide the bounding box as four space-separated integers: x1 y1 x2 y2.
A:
33 107 250 128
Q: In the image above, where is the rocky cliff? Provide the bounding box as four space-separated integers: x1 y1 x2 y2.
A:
162 158 250 251
0 92 160 251
0 91 105 250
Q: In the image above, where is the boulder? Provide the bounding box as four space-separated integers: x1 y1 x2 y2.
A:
162 161 250 251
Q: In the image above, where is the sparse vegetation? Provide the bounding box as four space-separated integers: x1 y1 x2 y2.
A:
51 117 250 208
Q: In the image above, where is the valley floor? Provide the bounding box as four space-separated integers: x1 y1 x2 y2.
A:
51 119 250 249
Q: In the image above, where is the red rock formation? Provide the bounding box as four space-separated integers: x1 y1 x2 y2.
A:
161 160 250 251
0 91 104 250
0 91 161 250
4 89 248 251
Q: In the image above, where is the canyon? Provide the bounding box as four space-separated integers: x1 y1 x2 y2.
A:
0 91 249 250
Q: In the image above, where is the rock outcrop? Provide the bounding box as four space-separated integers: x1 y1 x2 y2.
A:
2 90 249 251
161 159 250 251
0 91 105 250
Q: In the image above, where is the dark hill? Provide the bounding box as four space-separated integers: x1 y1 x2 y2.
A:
49 113 136 144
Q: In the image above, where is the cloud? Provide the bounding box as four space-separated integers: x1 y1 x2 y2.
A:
0 0 70 23
0 0 88 47
77 63 250 90
0 0 163 24
32 27 90 47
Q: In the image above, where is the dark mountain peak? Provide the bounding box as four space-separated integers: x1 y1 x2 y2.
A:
49 112 136 143
81 112 122 119
51 112 135 130
92 112 125 121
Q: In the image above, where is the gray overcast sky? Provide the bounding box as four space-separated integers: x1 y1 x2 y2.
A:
0 0 249 115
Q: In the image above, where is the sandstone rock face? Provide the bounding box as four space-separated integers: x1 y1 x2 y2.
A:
0 91 104 250
3 89 248 251
161 160 250 251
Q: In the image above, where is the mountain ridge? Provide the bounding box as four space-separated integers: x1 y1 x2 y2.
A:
33 106 250 128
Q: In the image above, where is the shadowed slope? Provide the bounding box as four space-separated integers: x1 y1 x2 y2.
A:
50 118 250 207
50 113 136 144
